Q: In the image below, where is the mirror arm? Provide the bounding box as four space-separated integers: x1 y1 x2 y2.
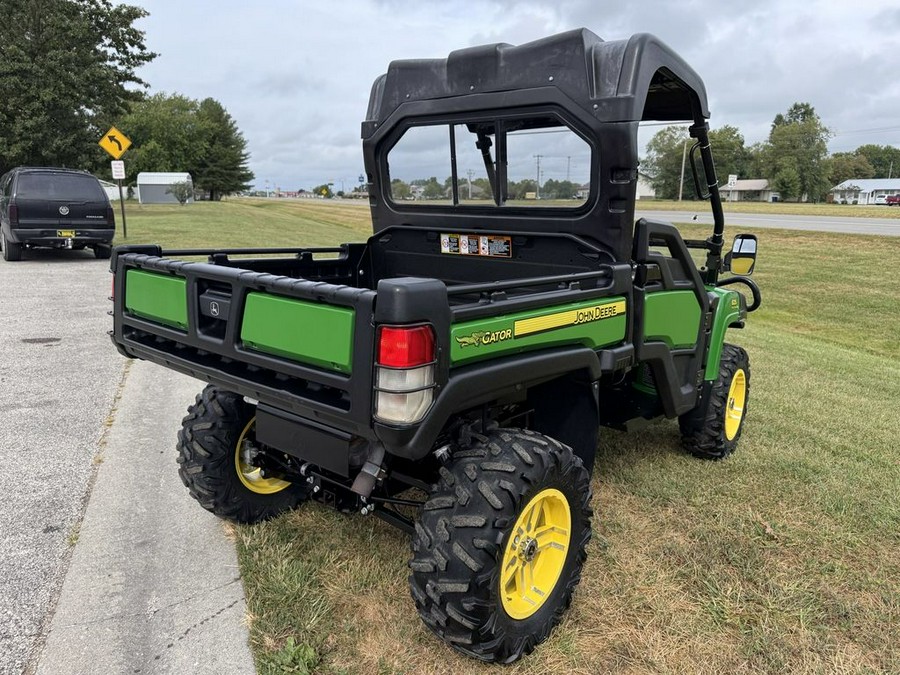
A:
689 122 726 285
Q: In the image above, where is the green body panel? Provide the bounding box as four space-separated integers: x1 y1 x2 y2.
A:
704 287 744 380
643 290 701 348
125 269 188 330
241 293 354 373
450 296 627 367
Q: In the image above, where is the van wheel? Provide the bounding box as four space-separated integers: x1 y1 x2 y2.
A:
177 385 309 523
410 428 592 663
2 234 22 261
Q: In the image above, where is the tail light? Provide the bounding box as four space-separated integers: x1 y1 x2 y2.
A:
8 203 18 225
374 325 436 424
106 205 115 226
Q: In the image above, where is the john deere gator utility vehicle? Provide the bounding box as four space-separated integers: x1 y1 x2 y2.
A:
109 29 760 662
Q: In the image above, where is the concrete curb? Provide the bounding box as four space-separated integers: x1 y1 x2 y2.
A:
31 361 256 674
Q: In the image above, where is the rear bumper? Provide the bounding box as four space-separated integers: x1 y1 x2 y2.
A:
9 227 114 246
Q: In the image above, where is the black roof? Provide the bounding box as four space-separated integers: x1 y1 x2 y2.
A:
365 29 709 129
4 166 93 175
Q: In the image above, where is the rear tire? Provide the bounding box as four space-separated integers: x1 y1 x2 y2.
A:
177 385 308 523
409 428 592 663
2 233 22 261
680 343 750 459
93 244 111 259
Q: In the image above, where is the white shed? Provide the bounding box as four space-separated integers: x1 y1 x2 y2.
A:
97 179 120 201
136 172 194 204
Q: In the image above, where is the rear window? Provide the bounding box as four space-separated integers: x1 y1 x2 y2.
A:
16 173 106 201
386 113 593 209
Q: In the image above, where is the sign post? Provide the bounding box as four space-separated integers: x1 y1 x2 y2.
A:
111 160 127 239
99 126 133 239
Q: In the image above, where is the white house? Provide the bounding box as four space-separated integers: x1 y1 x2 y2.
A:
136 172 194 204
829 178 900 205
720 179 780 203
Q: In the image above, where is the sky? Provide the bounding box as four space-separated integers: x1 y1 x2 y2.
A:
131 0 900 192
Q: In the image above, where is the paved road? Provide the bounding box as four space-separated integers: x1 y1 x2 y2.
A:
33 361 255 675
0 249 123 675
0 248 253 675
635 209 900 236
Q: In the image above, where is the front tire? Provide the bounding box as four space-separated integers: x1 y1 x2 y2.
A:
680 343 750 459
177 385 308 523
410 428 592 663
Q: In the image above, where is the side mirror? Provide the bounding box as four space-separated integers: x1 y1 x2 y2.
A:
725 234 757 275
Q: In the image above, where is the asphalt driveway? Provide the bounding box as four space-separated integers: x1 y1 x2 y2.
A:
0 249 123 674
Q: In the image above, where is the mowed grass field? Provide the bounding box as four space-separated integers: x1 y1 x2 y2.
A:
125 199 900 674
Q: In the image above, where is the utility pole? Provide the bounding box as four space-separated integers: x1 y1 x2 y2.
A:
678 138 688 201
466 169 474 199
889 160 893 179
534 154 543 199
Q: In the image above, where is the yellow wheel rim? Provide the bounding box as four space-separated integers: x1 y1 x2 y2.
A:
724 368 747 441
234 418 291 495
499 488 571 620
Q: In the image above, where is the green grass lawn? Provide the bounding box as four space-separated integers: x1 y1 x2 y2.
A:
127 199 899 674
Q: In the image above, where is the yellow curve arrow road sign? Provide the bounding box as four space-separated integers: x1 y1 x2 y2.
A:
99 126 132 159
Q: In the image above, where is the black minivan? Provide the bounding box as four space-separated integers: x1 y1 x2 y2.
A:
0 167 115 261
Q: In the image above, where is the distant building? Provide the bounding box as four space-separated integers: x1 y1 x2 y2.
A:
97 179 120 202
136 172 193 204
828 178 900 205
721 179 780 203
636 173 656 200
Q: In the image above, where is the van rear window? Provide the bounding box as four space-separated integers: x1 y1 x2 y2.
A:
16 173 106 201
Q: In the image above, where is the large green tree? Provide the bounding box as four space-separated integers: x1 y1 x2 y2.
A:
708 125 749 183
119 94 208 181
853 144 900 179
642 125 690 200
762 102 831 201
824 152 875 188
120 93 253 199
194 98 253 200
0 0 155 173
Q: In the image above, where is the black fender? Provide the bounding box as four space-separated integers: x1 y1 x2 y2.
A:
375 346 603 460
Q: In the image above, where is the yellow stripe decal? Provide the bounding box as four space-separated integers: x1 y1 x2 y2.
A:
514 300 626 337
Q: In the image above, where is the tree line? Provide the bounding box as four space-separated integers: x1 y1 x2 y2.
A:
643 102 900 202
0 0 253 199
390 176 580 200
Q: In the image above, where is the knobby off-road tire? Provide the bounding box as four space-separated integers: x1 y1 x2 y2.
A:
680 343 750 459
410 428 592 663
177 385 308 523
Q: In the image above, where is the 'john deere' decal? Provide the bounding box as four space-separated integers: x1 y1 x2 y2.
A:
456 328 513 348
455 300 627 349
514 300 626 337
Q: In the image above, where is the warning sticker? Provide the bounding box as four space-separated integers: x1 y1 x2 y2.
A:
440 233 511 258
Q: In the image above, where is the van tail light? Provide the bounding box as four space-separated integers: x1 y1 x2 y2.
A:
107 205 115 226
8 204 18 225
374 325 436 424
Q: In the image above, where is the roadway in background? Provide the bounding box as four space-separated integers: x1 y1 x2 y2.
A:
635 208 900 236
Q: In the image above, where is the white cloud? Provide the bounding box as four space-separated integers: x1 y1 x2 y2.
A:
132 0 900 189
